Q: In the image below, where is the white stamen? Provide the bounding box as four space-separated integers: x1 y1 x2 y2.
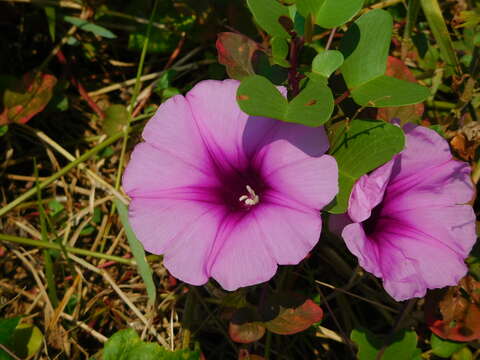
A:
238 185 259 206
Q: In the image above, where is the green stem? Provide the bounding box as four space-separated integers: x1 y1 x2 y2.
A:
0 129 126 217
0 234 135 266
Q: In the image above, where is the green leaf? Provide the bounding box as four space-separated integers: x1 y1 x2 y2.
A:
0 317 20 360
271 37 290 67
246 0 291 38
0 125 7 137
431 333 465 358
326 119 405 213
63 16 116 39
419 0 460 71
350 75 430 107
340 10 429 107
44 6 56 41
237 75 334 126
296 0 322 19
102 104 130 136
312 50 344 78
351 328 380 360
252 52 289 85
382 330 418 359
236 75 288 120
351 328 418 360
452 347 473 360
340 9 392 88
285 80 334 126
9 324 43 359
297 0 363 28
0 318 20 345
115 200 156 306
104 329 200 360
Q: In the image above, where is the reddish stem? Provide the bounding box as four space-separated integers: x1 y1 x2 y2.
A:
288 36 304 98
56 50 106 119
335 90 350 105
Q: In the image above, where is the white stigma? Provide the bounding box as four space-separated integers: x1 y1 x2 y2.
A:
238 185 260 206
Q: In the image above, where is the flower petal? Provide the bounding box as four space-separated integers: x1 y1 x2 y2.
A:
384 159 474 210
128 197 224 285
209 214 278 291
342 223 382 278
348 159 395 222
342 219 470 301
252 200 322 265
376 223 469 300
385 205 476 257
260 145 338 210
186 79 253 170
122 142 219 198
142 94 211 171
392 124 453 181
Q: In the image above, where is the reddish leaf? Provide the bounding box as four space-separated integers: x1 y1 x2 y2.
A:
377 56 424 124
229 322 265 344
216 32 261 80
264 299 323 335
425 275 480 342
238 349 265 360
0 72 57 125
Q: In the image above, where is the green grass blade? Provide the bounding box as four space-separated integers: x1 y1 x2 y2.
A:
114 199 156 306
419 0 460 73
34 160 59 308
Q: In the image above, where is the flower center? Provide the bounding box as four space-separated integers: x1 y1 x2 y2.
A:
238 185 260 206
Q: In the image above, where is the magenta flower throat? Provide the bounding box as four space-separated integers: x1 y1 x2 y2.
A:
122 80 338 291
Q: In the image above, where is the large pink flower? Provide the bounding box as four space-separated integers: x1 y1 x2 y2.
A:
122 80 338 290
342 124 476 301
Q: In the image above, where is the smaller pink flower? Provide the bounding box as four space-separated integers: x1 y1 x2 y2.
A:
341 124 476 301
123 80 338 291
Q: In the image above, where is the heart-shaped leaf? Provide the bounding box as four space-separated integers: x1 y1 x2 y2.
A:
9 323 43 359
0 72 57 125
264 299 323 335
237 75 334 127
216 32 260 80
340 10 429 107
104 328 200 360
297 0 364 28
351 328 418 360
326 119 405 213
271 36 290 67
246 0 291 38
377 57 426 123
340 9 392 88
430 333 465 358
350 75 430 107
312 50 344 78
237 75 288 120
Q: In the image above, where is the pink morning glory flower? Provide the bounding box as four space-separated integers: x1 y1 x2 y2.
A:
341 123 476 301
122 79 338 291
